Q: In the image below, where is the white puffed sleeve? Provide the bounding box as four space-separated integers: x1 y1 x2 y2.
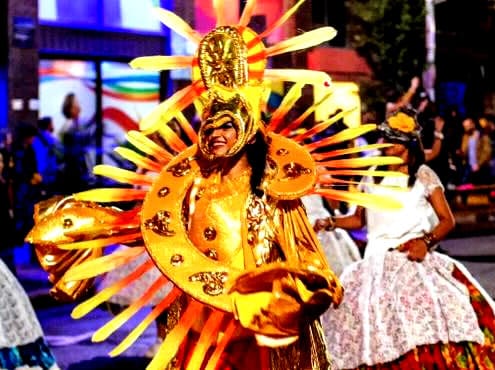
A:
417 164 444 196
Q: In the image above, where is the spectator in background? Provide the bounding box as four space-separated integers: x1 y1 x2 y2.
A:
479 114 495 182
32 116 64 199
385 76 420 116
11 123 41 248
458 117 492 185
60 92 94 194
482 114 495 181
0 149 15 276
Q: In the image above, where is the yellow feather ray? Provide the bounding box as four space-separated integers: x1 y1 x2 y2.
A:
58 232 142 250
93 165 154 187
292 108 356 142
317 175 409 192
109 287 182 357
238 0 256 27
267 82 303 131
314 188 403 210
151 7 202 44
147 300 204 370
305 124 377 152
126 130 173 164
258 0 305 39
213 0 226 26
311 143 393 161
318 156 403 169
317 169 409 178
114 147 163 173
158 123 188 153
64 246 146 281
129 55 193 71
186 310 225 370
280 92 332 136
92 275 169 342
265 27 337 57
139 82 203 134
73 188 147 203
71 259 155 319
204 319 239 370
264 68 331 86
175 111 198 143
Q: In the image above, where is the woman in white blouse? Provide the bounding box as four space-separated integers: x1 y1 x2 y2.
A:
315 109 495 369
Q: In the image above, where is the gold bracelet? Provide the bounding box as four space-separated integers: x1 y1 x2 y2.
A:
325 216 336 231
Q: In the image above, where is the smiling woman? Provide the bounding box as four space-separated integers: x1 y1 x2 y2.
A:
206 121 238 156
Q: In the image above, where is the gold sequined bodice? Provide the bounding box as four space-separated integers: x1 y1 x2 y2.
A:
188 171 251 269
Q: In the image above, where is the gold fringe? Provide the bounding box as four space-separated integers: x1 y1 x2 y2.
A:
147 300 204 370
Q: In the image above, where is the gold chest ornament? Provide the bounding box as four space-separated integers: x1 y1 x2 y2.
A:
140 132 317 313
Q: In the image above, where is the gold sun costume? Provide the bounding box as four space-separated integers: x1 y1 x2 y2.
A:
26 1 405 369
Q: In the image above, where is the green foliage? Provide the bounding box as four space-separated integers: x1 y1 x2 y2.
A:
345 0 426 115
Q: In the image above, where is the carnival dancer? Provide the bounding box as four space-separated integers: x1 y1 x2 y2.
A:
315 109 495 369
25 1 404 369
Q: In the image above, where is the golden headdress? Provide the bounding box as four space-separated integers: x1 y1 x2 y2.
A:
26 2 406 370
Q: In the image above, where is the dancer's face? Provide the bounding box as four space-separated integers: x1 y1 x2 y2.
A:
203 119 238 157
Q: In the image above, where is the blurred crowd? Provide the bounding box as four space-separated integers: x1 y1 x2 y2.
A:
376 76 495 195
0 93 96 276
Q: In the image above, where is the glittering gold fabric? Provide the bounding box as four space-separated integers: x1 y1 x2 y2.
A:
187 187 334 369
187 170 251 268
270 320 332 370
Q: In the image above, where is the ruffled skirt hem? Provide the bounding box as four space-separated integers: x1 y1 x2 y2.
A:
0 337 59 370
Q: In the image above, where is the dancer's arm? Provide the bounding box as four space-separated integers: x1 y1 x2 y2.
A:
313 205 365 232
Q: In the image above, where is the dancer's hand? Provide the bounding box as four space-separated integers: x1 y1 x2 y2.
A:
397 238 428 262
313 217 334 233
313 218 328 232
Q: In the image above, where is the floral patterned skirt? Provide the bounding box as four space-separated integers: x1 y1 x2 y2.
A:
323 250 495 369
354 265 495 370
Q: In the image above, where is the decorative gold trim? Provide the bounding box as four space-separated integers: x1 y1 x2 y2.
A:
141 145 242 312
262 133 316 200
